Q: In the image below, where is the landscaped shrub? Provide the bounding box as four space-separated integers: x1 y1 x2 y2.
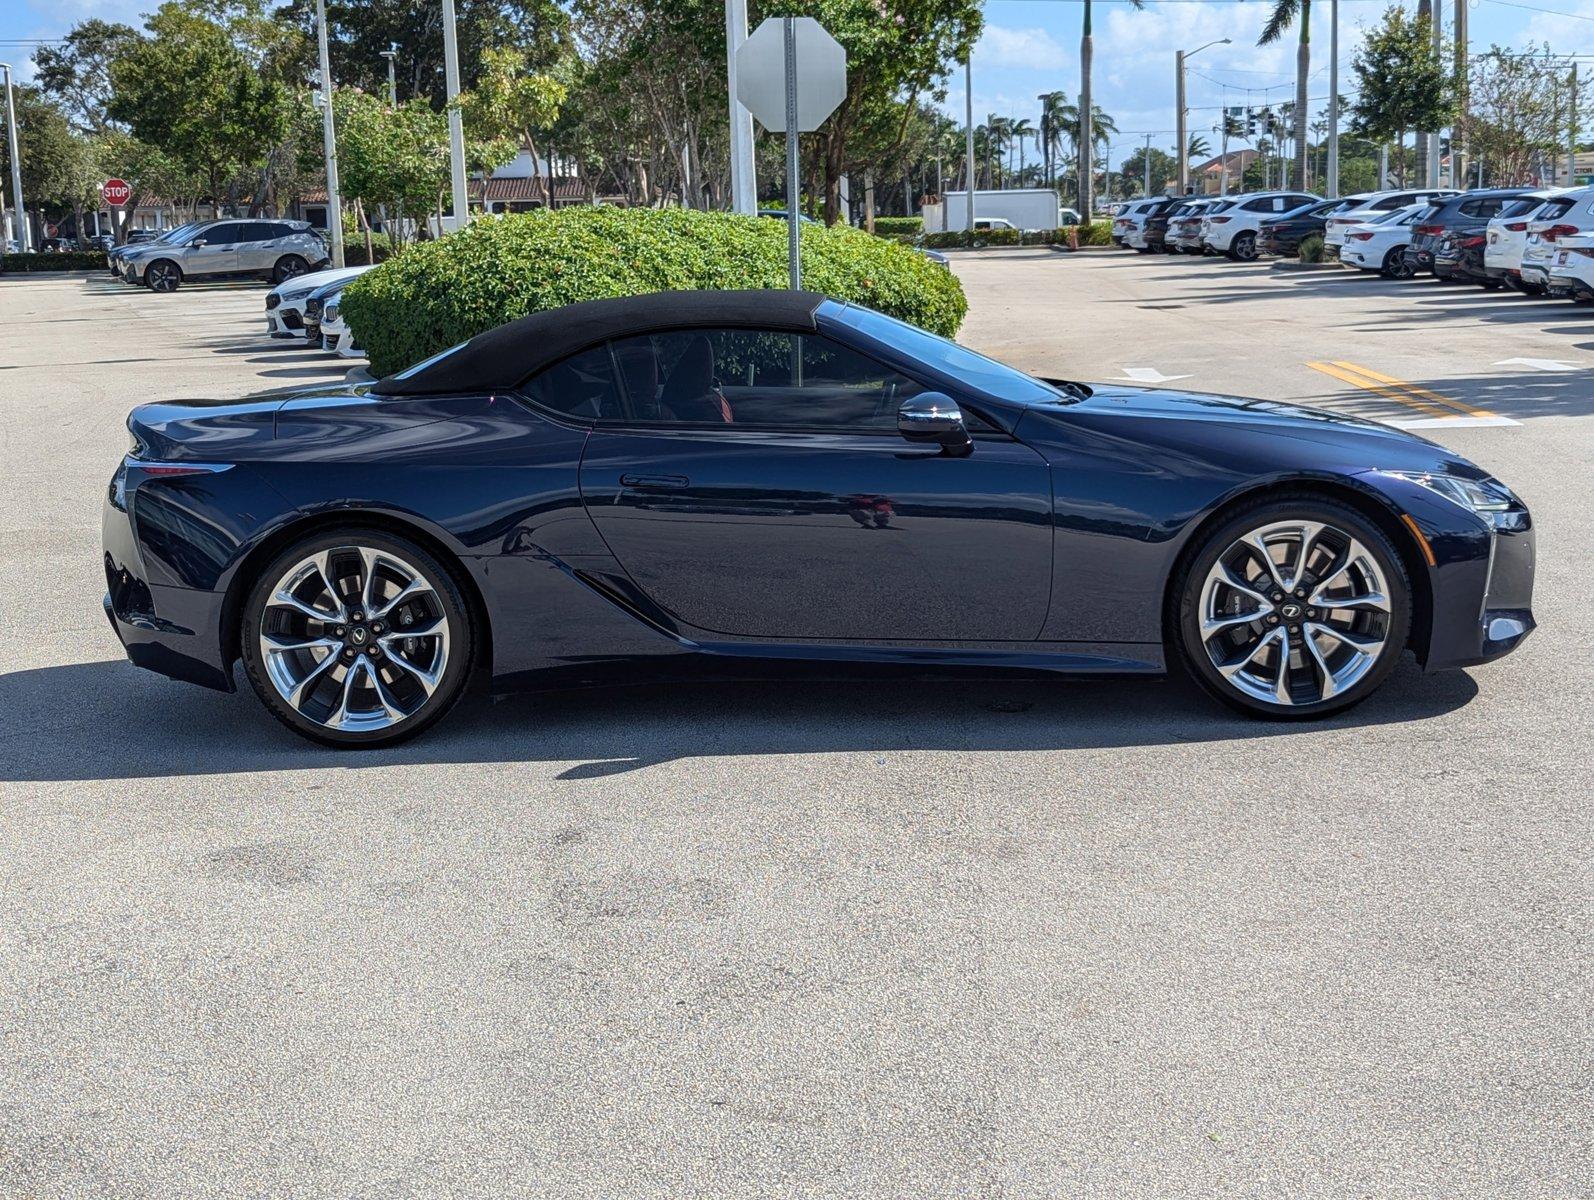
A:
1 251 108 273
1298 233 1325 263
872 216 923 235
342 206 969 377
342 232 395 266
914 221 1112 249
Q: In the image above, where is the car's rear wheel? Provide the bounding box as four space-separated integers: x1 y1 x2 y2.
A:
272 254 309 284
240 529 476 747
145 260 182 292
1381 248 1414 280
1173 498 1411 720
1228 232 1258 262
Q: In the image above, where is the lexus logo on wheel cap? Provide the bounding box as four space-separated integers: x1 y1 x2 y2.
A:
1280 603 1302 621
350 626 368 645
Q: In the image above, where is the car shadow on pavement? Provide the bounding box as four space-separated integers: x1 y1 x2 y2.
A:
0 655 1479 783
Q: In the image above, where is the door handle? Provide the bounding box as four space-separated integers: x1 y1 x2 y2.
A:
620 473 690 490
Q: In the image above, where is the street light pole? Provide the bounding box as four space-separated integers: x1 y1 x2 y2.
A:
1327 0 1340 197
312 1 344 268
1177 39 1230 194
1 64 28 252
724 0 756 214
964 57 976 235
1143 133 1152 196
441 0 470 232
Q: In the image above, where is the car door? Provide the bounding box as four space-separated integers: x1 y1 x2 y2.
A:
233 222 275 272
184 222 241 277
567 327 1054 642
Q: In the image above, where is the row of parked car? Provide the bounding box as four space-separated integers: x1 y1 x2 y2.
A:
1111 186 1594 302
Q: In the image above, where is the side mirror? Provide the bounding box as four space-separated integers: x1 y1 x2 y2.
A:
189 238 206 248
898 392 973 457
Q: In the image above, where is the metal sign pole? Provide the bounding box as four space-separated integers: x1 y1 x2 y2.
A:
725 0 757 214
313 0 344 268
784 18 801 290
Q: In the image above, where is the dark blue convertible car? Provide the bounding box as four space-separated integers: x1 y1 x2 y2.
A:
104 290 1534 746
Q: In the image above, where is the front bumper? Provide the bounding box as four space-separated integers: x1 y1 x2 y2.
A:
266 307 306 337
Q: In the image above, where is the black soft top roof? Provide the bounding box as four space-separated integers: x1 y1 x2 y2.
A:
372 289 828 396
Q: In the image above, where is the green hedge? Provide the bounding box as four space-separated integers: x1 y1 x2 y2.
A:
342 233 395 266
1298 233 1325 264
343 206 969 377
872 216 923 235
1 251 107 273
913 221 1113 250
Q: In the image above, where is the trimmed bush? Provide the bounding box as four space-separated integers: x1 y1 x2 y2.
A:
915 221 1113 250
1298 233 1325 264
343 233 395 266
1 251 107 273
872 216 923 235
342 206 969 377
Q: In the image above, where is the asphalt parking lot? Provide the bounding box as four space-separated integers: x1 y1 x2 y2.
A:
1 260 1588 1197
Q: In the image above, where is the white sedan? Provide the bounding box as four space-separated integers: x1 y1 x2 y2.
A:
265 264 373 340
1338 204 1425 278
317 290 364 358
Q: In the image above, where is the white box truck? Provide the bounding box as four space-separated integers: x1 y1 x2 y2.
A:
921 188 1068 233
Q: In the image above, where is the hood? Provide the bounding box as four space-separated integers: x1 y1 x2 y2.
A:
1052 383 1483 477
272 264 372 299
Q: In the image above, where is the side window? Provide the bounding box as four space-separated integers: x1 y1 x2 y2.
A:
201 224 242 245
238 222 272 242
1242 198 1272 212
522 344 623 421
605 328 929 430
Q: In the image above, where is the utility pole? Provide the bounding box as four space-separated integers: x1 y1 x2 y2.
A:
1 64 27 252
312 0 344 267
724 0 756 214
1144 133 1153 196
380 44 399 105
1176 50 1188 193
964 57 976 234
441 0 470 232
1570 63 1580 186
1220 110 1230 196
1429 0 1443 187
1454 0 1468 188
1327 0 1340 197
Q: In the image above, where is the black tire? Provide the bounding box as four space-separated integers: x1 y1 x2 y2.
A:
272 254 309 284
1171 496 1412 721
1227 232 1258 262
240 528 477 748
145 259 182 292
1381 248 1414 280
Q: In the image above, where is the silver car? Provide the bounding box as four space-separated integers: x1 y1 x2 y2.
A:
121 218 329 292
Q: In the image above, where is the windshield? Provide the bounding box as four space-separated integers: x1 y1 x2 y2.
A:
835 304 1081 405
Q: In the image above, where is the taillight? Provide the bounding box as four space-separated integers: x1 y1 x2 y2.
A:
1416 224 1445 236
1460 235 1485 249
1545 224 1579 241
1572 247 1594 258
1348 231 1374 241
1503 222 1528 232
1209 216 1231 224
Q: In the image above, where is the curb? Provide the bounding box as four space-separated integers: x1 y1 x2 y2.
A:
1272 260 1344 272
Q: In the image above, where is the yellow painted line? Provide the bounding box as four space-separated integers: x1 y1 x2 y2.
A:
1306 361 1458 421
1328 360 1503 420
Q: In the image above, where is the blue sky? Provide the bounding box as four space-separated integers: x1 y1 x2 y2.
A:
1 0 1589 171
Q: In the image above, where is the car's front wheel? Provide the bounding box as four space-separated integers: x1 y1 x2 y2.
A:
240 530 476 747
1174 498 1411 720
145 260 182 292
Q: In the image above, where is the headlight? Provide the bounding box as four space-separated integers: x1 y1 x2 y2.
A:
325 304 339 323
1385 470 1517 514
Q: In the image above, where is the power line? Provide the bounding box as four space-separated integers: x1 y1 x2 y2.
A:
1480 0 1594 21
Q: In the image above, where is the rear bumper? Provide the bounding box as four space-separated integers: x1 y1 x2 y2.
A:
103 490 233 692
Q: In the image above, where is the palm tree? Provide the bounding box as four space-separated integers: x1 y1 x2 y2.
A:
1039 92 1071 188
1187 134 1211 162
1258 0 1310 187
985 114 1013 188
1079 0 1144 218
1009 117 1035 181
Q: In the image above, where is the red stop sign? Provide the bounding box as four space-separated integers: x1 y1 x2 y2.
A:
102 178 132 207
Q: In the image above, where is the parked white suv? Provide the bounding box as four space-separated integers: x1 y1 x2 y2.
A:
1322 188 1459 260
1113 198 1161 248
1201 190 1320 260
1485 190 1560 291
1545 231 1594 302
1518 186 1594 295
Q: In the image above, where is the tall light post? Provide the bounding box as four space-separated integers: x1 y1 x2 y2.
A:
312 0 345 267
441 0 470 231
1 63 27 252
964 57 975 234
380 43 399 105
1176 39 1230 193
1327 0 1340 197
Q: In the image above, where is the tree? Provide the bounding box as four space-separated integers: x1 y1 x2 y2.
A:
107 3 294 203
1078 0 1143 219
281 0 569 109
1465 45 1568 184
1257 0 1311 188
1120 146 1176 195
0 88 80 240
1186 134 1211 162
1349 5 1454 186
31 19 140 134
459 46 568 186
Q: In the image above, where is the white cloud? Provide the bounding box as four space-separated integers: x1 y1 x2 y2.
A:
974 25 1070 72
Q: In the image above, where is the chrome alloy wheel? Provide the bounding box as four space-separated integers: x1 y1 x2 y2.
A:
1198 519 1393 707
258 545 451 733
